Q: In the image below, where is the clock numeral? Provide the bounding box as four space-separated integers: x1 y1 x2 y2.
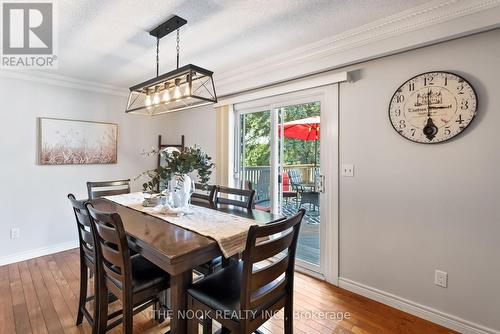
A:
410 128 416 136
396 95 404 103
408 83 415 92
444 127 451 135
457 84 465 94
424 76 434 86
394 108 401 117
456 115 464 125
444 76 448 86
399 120 406 129
460 100 469 110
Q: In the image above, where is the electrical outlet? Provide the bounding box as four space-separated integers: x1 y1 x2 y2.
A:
10 228 20 239
435 270 448 288
341 164 354 177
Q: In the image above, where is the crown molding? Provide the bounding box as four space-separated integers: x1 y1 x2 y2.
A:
1 0 499 97
0 69 129 97
215 0 500 95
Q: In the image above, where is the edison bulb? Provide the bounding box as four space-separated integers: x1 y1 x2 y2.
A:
174 85 181 99
153 92 160 104
145 94 152 106
162 89 170 102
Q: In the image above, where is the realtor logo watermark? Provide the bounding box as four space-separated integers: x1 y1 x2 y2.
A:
1 1 57 68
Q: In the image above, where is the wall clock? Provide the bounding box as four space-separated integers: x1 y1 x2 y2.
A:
389 71 477 143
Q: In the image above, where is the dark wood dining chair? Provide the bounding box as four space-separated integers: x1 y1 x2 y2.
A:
68 194 100 333
191 182 216 204
87 179 131 200
86 204 170 334
195 185 256 278
187 209 306 334
215 185 256 210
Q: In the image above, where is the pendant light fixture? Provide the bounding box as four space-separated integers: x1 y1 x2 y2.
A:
125 16 217 115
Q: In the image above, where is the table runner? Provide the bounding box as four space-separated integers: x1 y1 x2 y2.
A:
103 192 261 258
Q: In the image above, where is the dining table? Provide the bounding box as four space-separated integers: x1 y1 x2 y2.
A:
92 196 279 334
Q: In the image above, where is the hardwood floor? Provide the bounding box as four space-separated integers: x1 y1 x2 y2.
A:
0 249 456 334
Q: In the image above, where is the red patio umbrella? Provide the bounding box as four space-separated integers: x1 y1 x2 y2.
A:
279 116 320 165
280 116 320 140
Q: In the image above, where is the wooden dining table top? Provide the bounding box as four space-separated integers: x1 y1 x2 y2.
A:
91 197 280 274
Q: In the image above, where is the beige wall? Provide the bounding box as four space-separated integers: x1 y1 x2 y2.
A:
151 105 217 183
0 78 164 262
338 29 500 331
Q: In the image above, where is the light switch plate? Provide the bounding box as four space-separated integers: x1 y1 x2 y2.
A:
341 164 354 177
435 270 448 288
10 228 20 239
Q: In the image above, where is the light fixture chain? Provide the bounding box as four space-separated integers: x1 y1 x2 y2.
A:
156 37 159 77
176 27 180 69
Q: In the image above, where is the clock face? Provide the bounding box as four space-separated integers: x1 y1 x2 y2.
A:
389 71 477 143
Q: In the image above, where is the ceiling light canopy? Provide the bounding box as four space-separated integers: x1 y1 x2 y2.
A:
125 16 217 116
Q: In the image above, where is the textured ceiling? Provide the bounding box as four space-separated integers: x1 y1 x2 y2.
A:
51 0 429 87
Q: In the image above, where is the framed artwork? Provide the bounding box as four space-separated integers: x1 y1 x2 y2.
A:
38 117 118 165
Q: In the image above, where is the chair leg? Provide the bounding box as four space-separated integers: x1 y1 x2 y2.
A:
201 317 212 334
123 299 134 334
96 282 108 334
153 299 160 321
76 261 88 326
187 296 199 334
284 297 293 334
91 268 99 334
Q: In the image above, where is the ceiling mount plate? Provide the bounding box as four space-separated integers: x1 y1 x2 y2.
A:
150 15 187 39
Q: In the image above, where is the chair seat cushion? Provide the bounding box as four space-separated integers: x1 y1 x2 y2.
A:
201 256 222 270
110 256 170 293
187 261 284 321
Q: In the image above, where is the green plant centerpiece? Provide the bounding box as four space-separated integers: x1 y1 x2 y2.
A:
139 146 214 209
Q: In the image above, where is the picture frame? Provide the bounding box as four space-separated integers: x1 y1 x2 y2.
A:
37 117 118 165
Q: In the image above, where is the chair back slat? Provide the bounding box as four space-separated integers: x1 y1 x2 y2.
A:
250 254 289 291
80 228 95 248
86 204 132 300
87 179 131 200
74 210 92 228
215 186 255 210
103 263 124 286
68 194 97 264
249 278 287 310
191 183 216 204
95 223 121 245
241 209 305 314
101 243 124 268
252 231 294 263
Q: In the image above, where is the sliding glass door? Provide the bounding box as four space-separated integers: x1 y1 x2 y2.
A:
278 102 321 268
236 91 328 276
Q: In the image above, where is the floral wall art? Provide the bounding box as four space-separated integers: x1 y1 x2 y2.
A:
38 118 118 165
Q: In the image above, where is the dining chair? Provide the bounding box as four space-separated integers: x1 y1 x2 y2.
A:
187 209 306 334
245 180 271 212
86 204 170 334
191 182 216 204
196 185 256 277
68 194 101 333
215 185 256 210
86 179 131 200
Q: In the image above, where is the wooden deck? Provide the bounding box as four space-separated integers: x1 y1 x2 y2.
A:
0 249 456 334
282 201 320 265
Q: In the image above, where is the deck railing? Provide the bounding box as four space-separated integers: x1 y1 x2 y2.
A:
241 164 319 201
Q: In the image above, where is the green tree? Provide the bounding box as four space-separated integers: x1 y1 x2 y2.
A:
241 102 320 167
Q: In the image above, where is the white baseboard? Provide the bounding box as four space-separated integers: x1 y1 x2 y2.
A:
338 277 500 334
0 240 79 266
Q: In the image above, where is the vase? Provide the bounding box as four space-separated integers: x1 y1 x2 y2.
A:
172 174 194 209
